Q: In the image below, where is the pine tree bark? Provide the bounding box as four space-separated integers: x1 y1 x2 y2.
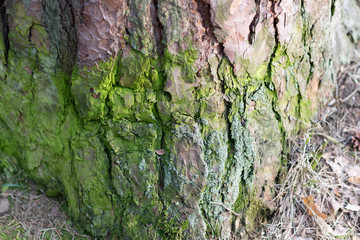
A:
0 0 359 238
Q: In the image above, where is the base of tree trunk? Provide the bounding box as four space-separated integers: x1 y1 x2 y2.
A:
0 0 359 238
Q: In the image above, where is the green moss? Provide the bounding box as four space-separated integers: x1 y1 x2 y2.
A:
108 87 135 120
218 58 240 90
0 155 19 179
71 59 118 121
299 98 314 126
244 192 271 232
118 50 152 89
164 48 197 82
156 211 190 239
233 183 248 213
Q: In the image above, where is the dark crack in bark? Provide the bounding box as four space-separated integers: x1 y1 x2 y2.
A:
157 127 167 217
49 0 81 120
195 0 216 42
248 0 261 45
41 0 78 73
270 0 280 44
151 0 165 56
300 1 315 85
267 0 287 177
28 23 35 44
193 0 236 179
267 0 281 82
331 0 336 17
0 0 9 65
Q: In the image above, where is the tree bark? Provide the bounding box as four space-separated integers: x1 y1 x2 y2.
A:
0 0 359 238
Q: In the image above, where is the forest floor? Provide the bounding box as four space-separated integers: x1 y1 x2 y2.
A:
0 179 91 240
1 55 360 240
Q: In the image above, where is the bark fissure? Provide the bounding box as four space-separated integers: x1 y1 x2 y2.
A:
270 0 280 44
194 0 216 42
306 53 314 85
267 0 281 86
331 0 336 17
41 0 78 73
102 137 114 186
300 0 307 46
28 24 34 45
307 23 315 84
152 0 165 56
300 1 315 85
0 0 9 65
201 3 237 194
294 57 303 119
248 0 261 45
267 0 287 171
65 2 81 120
52 1 81 127
157 128 166 212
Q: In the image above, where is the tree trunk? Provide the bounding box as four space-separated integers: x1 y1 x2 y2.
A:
0 0 359 238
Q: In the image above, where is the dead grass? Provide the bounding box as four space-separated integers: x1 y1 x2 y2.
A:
263 50 360 240
0 177 91 240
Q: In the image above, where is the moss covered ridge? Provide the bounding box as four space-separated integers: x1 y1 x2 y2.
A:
0 0 344 239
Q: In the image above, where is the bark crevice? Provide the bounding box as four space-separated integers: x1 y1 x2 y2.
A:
41 0 78 73
152 0 165 56
266 0 287 175
248 0 261 45
0 0 9 65
194 0 216 42
331 0 336 17
270 0 280 44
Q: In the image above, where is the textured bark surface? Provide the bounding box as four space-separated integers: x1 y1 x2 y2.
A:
0 0 359 238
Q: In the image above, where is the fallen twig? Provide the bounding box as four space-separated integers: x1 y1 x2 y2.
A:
341 87 360 102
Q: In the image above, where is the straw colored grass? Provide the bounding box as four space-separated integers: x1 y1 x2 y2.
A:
0 178 91 240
